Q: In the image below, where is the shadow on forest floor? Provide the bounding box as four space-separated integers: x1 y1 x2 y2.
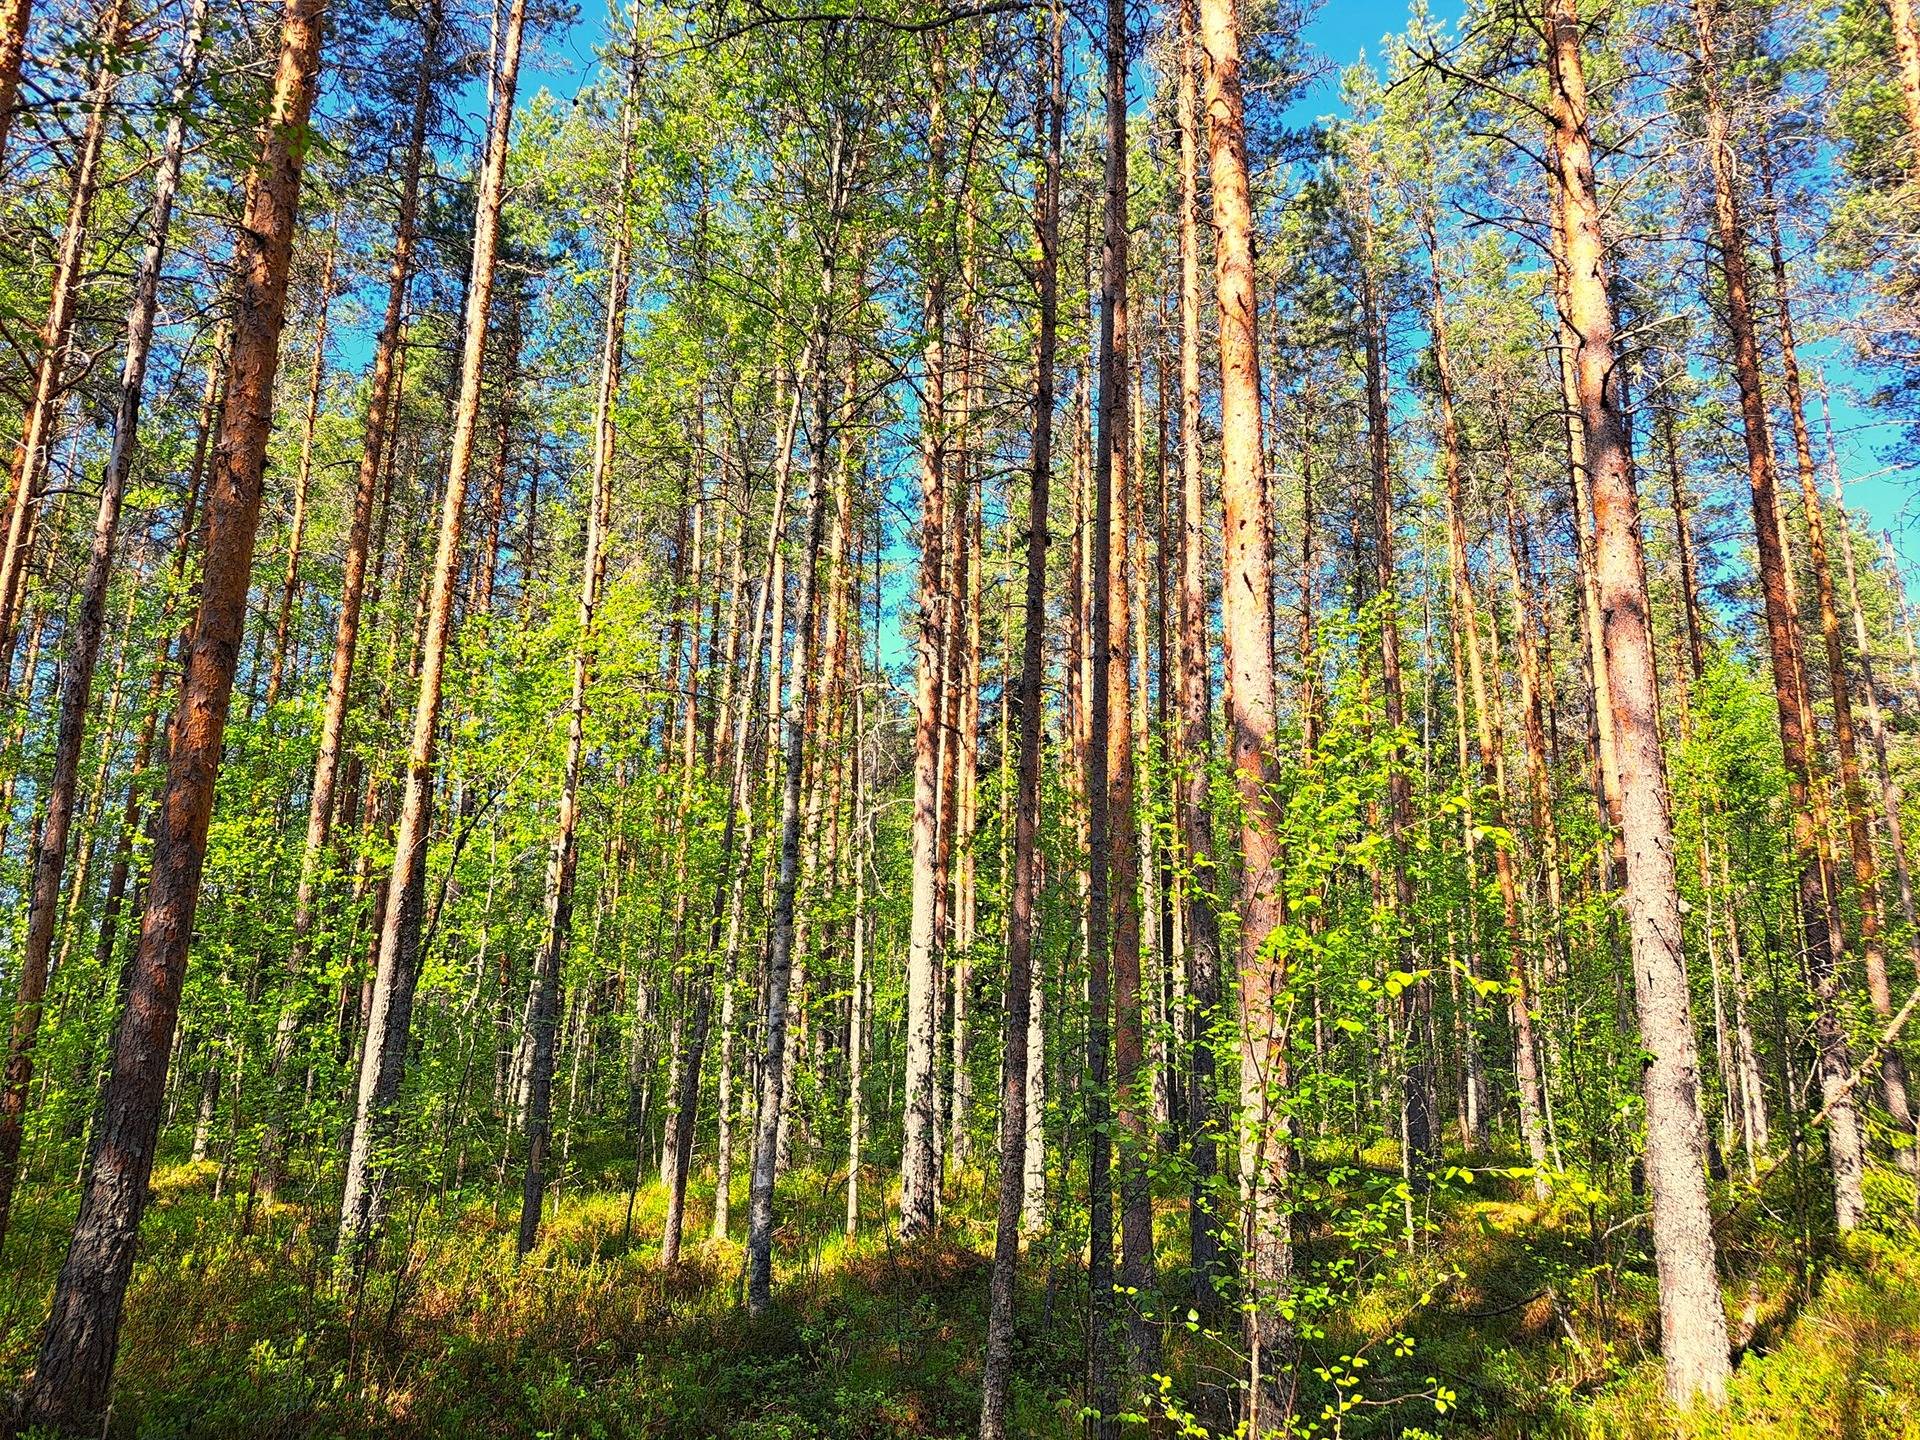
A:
0 1147 1916 1439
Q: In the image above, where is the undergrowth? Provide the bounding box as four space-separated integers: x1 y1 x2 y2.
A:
1 1153 1914 1438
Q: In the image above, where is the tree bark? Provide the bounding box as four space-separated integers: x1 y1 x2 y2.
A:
1545 0 1731 1404
978 26 1058 1418
1197 0 1292 1421
745 348 836 1316
1761 156 1915 1149
0 0 206 1257
0 0 31 173
259 0 440 1203
0 2 129 680
1690 0 1866 1231
1091 0 1153 1377
339 0 526 1266
1174 0 1227 1315
901 58 950 1241
517 61 634 1257
18 3 323 1423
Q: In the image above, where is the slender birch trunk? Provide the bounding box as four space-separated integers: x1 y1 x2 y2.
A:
517 60 634 1257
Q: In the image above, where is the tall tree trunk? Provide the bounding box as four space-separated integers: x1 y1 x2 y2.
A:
1690 0 1866 1231
0 2 129 678
846 533 877 1237
517 63 634 1257
1547 190 1627 889
711 379 810 1245
18 3 323 1422
1761 157 1915 1148
745 352 837 1318
1197 0 1292 1421
901 59 950 1241
1175 0 1226 1313
263 239 338 711
744 126 854 1310
259 0 439 1204
1424 217 1551 1194
0 0 31 172
1545 0 1731 1404
978 18 1058 1436
1081 0 1133 1424
339 0 526 1265
0 0 206 1257
1091 0 1153 1376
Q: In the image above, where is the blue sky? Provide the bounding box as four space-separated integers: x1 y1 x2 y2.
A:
504 0 1917 592
1278 1 1920 589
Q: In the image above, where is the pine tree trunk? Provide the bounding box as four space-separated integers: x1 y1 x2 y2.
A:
1197 0 1292 1420
1761 156 1915 1147
1545 0 1731 1404
1174 0 1226 1310
901 60 949 1241
1089 0 1152 1372
259 2 439 1204
339 0 526 1265
1080 0 1132 1424
18 3 323 1422
0 3 129 678
0 0 205 1256
1690 0 1866 1231
978 20 1059 1436
1547 192 1626 890
0 0 31 172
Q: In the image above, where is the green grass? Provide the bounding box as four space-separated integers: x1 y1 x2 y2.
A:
1 1152 1916 1438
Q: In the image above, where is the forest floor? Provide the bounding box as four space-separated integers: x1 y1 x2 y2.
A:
1 1142 1917 1440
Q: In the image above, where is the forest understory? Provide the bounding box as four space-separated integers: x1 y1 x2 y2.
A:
4 1146 1917 1440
